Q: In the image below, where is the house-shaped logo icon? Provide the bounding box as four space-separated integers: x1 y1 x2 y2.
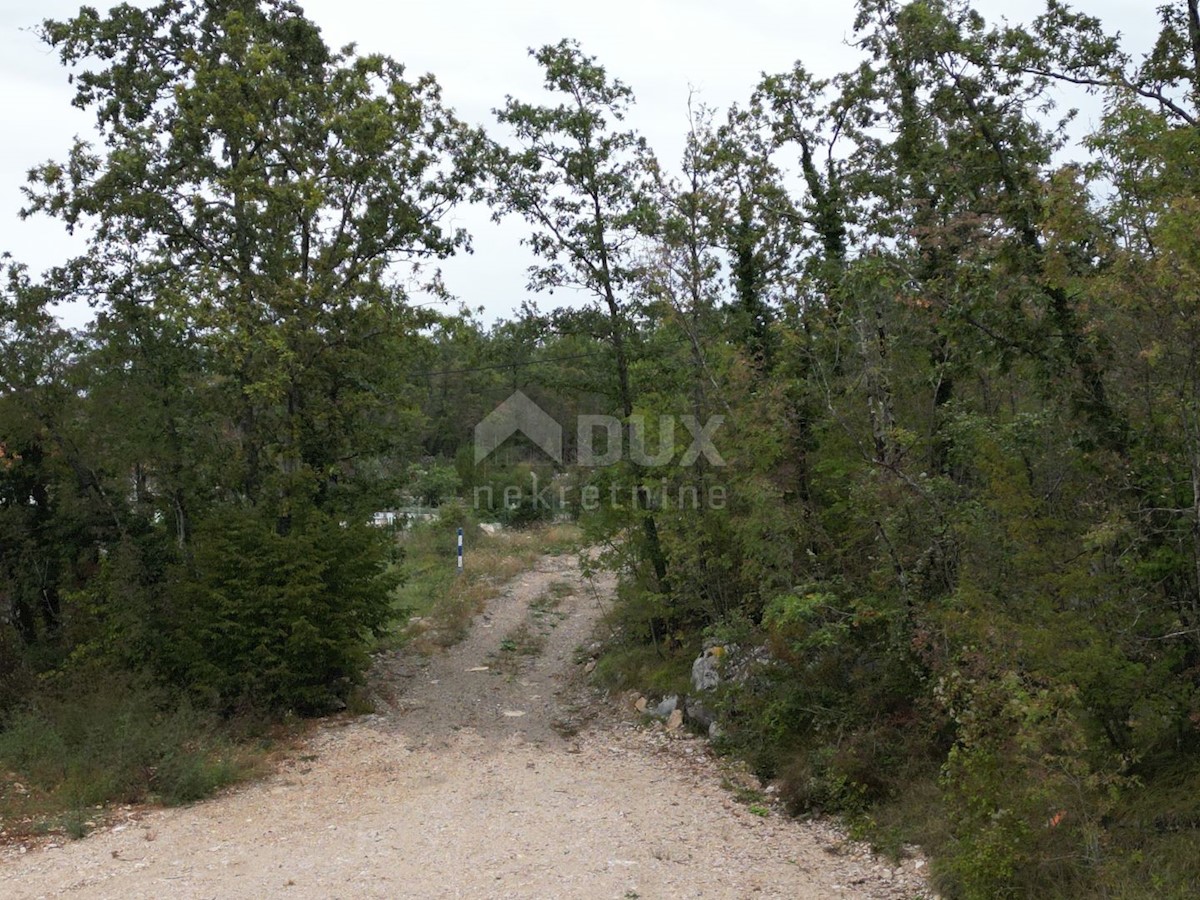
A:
474 391 563 464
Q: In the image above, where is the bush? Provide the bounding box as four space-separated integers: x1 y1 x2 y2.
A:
0 625 33 719
166 506 396 715
471 463 562 528
0 673 251 821
933 671 1122 899
406 462 461 507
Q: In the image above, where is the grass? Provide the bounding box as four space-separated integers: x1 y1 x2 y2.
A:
491 578 577 674
852 765 948 862
491 623 546 675
722 779 767 808
590 640 694 699
385 518 581 654
0 674 265 842
839 756 1200 899
529 585 569 634
545 579 575 599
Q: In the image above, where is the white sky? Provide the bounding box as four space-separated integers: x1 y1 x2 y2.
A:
0 1 1157 329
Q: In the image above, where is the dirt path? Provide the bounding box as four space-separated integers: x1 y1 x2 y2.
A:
0 550 932 899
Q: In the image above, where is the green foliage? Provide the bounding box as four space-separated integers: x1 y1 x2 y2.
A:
386 509 478 629
590 640 694 699
578 4 1200 896
167 507 396 715
406 462 461 507
932 672 1121 898
0 627 33 718
0 673 253 822
472 463 564 528
0 0 481 826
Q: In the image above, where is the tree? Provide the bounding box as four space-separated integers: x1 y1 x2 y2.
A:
0 263 82 649
1008 0 1200 655
11 0 483 711
27 0 483 529
488 39 671 590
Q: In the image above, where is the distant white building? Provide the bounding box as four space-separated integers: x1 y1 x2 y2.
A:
369 507 441 529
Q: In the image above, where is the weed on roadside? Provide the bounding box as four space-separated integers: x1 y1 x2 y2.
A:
385 522 581 654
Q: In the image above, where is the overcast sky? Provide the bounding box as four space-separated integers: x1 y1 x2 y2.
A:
0 1 1156 330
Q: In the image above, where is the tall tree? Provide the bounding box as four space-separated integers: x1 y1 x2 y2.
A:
488 39 671 590
26 0 482 529
9 0 482 712
0 263 83 648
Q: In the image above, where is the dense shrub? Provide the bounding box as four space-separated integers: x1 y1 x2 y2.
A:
406 462 461 507
0 626 33 719
471 463 564 528
165 506 396 715
0 673 251 817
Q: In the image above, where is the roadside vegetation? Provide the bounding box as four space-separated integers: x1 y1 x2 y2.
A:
386 511 580 654
0 514 579 843
0 675 265 842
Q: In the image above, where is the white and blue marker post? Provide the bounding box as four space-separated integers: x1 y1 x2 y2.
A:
456 527 464 575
